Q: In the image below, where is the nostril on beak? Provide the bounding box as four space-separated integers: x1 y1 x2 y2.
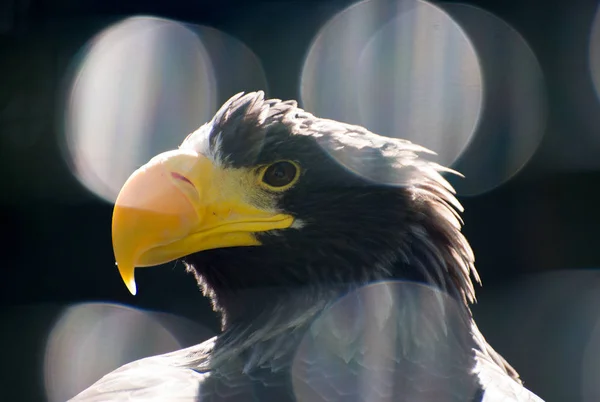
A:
170 172 195 188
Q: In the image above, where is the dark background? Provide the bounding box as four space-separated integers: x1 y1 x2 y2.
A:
2 0 600 401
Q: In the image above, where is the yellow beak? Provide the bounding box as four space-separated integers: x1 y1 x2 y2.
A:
112 149 294 295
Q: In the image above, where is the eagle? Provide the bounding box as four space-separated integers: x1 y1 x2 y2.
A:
71 92 544 401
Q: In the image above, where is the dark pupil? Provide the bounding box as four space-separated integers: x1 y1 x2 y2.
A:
264 162 296 187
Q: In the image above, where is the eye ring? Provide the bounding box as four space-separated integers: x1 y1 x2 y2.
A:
259 160 300 191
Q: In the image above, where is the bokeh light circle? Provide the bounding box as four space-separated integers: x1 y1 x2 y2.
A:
193 25 269 107
44 303 181 401
439 3 547 196
292 281 481 401
63 16 217 204
590 5 600 104
472 270 600 401
301 0 483 171
579 273 600 401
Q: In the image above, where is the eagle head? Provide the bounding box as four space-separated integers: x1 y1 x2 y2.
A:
112 91 477 326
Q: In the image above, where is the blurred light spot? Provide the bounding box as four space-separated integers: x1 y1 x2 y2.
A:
579 273 600 401
583 313 600 401
301 0 482 173
292 281 480 401
439 4 546 196
473 270 600 401
192 25 269 107
43 302 213 402
590 6 600 104
63 16 217 204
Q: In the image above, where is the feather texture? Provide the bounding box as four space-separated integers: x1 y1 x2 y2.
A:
71 92 544 401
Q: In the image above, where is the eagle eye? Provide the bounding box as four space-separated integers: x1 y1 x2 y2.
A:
260 161 300 190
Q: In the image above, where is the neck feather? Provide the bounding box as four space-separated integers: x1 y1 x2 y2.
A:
185 179 479 370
